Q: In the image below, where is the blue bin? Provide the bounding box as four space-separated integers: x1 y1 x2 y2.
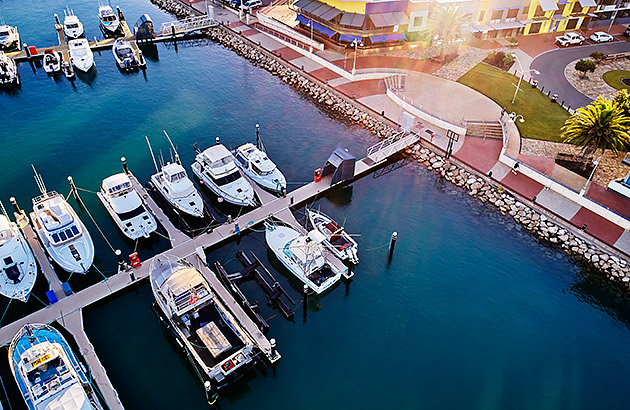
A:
62 282 73 296
46 290 58 305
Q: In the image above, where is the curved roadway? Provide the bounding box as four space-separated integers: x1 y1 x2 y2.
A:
531 41 630 109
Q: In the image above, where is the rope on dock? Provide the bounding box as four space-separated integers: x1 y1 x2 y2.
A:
0 372 13 410
0 298 13 328
72 187 116 254
31 293 49 308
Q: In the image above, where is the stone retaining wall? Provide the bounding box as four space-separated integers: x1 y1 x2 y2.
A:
154 0 630 293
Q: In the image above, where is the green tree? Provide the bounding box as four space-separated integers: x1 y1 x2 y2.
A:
421 6 471 59
589 51 606 65
613 89 630 118
561 96 630 165
575 59 596 79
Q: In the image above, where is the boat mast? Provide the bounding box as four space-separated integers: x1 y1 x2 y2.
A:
31 165 47 195
145 136 160 173
163 130 181 165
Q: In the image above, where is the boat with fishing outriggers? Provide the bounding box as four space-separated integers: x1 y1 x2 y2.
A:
265 221 344 294
191 141 256 207
0 202 37 302
307 208 359 265
97 4 122 38
146 131 204 218
9 323 104 410
233 124 286 194
30 167 94 274
63 8 84 40
98 172 157 240
150 256 261 400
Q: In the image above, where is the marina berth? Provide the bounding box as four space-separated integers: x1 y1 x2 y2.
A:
265 223 342 294
233 143 286 194
307 209 359 265
98 173 157 240
112 39 138 71
68 39 94 73
0 24 20 51
191 143 255 207
9 323 104 410
62 9 84 39
0 51 19 87
150 257 258 396
97 5 121 38
0 214 37 302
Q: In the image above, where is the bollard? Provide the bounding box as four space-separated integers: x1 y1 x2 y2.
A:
171 24 176 39
303 284 309 306
116 249 123 265
121 157 129 174
270 338 277 357
67 176 78 199
215 137 220 145
235 223 240 235
388 231 397 260
281 186 286 198
23 43 30 59
227 215 232 224
9 197 21 214
290 196 294 205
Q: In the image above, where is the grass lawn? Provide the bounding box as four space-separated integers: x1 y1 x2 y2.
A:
457 63 570 143
602 70 630 90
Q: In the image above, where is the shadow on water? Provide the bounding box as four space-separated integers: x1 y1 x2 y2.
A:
139 43 159 62
75 68 98 86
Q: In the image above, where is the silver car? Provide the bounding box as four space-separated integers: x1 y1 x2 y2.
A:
590 31 614 43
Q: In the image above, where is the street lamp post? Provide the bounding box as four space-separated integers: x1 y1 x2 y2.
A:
307 20 313 54
351 39 362 77
580 156 602 196
510 53 540 104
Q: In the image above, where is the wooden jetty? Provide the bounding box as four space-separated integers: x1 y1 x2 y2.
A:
0 131 418 408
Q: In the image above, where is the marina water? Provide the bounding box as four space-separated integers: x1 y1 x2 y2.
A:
2 0 630 408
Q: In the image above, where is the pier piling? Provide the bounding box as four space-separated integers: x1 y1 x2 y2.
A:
9 197 21 214
23 43 30 59
388 231 398 260
270 338 277 357
54 14 60 25
121 157 129 174
67 176 78 199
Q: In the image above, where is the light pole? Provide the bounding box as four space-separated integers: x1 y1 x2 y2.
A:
580 156 602 196
510 53 540 104
351 39 362 77
307 20 313 54
508 112 525 123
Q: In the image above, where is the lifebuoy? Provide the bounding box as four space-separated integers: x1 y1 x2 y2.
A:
190 295 199 304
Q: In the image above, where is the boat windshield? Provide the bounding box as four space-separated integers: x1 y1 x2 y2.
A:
116 47 133 59
117 205 146 221
211 170 241 186
0 31 10 36
168 171 186 182
102 15 117 22
106 181 132 197
252 162 272 176
209 156 233 169
66 23 79 29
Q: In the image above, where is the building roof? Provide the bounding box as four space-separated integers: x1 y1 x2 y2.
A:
538 0 559 12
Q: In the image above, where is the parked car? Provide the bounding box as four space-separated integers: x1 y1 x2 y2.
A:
590 31 614 43
623 26 630 37
228 0 241 7
555 32 585 47
239 0 262 12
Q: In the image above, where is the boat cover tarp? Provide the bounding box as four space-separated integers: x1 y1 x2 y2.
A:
196 321 232 358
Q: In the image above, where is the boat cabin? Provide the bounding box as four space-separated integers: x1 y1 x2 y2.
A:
234 143 275 176
102 174 133 198
20 343 71 400
162 163 188 186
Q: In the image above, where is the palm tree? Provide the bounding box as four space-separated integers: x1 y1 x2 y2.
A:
421 6 471 59
561 96 630 166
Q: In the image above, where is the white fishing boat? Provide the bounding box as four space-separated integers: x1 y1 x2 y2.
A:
147 132 204 218
0 24 20 51
0 209 37 302
112 39 138 71
307 209 359 265
68 38 94 73
97 5 121 38
233 125 286 194
150 257 257 395
191 143 255 207
43 49 62 74
265 222 342 294
63 9 84 39
30 169 94 274
9 323 104 410
0 51 19 87
98 173 157 240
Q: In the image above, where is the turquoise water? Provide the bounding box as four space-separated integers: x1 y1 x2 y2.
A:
2 0 630 408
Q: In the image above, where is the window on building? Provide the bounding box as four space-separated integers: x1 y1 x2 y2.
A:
413 16 424 27
554 4 565 15
569 2 579 13
565 18 578 29
491 10 503 20
599 11 613 19
478 10 485 22
507 8 519 19
522 5 529 16
534 6 545 17
529 22 542 33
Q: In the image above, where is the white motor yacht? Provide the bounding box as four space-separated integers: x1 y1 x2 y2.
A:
0 24 20 51
68 38 94 73
307 209 359 265
30 171 94 274
150 257 257 396
112 39 138 71
233 143 286 194
0 51 19 87
265 222 342 294
63 9 84 39
147 132 204 218
43 49 62 74
98 5 121 38
191 143 255 207
98 173 157 240
0 212 37 302
9 323 104 410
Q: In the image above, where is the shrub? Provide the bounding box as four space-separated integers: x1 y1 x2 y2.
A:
575 59 596 78
509 37 518 44
590 51 606 65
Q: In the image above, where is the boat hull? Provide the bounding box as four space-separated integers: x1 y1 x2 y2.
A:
97 190 157 240
150 174 204 218
307 209 359 264
0 219 37 302
191 162 255 207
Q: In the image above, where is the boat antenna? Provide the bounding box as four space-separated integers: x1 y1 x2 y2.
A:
256 123 265 153
163 130 181 165
31 165 47 195
145 136 159 173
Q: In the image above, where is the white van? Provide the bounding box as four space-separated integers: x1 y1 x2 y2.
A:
240 0 262 12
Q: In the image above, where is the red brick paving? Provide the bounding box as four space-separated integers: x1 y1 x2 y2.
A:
335 79 385 100
518 154 556 177
453 138 503 174
240 28 259 37
500 171 544 200
309 67 342 83
332 56 440 74
273 46 304 62
517 33 558 58
586 183 630 219
570 207 624 246
228 21 245 29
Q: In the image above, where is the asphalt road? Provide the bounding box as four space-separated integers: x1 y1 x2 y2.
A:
531 39 630 109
